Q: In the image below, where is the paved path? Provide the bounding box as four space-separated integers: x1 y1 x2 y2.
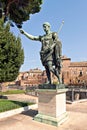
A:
0 95 87 130
5 94 38 103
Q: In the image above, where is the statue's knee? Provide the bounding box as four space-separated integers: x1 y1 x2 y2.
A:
49 66 54 72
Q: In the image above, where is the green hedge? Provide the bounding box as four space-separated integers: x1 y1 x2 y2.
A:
0 99 34 113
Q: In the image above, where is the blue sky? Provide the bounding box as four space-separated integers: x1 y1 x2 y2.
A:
11 0 87 72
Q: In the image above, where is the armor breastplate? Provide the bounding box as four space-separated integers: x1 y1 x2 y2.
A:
41 33 53 51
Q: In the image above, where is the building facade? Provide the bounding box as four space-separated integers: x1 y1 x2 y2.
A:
62 56 87 86
16 68 47 88
15 56 87 87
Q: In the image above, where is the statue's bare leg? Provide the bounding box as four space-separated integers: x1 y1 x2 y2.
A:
45 65 52 84
47 62 62 84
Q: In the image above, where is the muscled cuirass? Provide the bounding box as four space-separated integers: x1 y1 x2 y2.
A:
40 33 53 52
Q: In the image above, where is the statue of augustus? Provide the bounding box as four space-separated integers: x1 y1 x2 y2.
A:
20 22 62 84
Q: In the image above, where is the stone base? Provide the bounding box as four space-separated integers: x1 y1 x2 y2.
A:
34 88 68 127
34 112 68 127
38 83 65 89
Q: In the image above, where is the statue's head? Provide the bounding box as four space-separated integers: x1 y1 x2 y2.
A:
43 22 51 27
43 22 51 32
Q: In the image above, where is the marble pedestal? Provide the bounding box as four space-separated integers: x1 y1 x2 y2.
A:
34 87 68 127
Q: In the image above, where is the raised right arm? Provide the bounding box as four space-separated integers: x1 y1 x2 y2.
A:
20 29 40 41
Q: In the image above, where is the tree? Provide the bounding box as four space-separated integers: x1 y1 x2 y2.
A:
0 18 24 83
0 0 43 28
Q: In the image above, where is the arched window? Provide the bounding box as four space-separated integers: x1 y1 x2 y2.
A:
79 71 83 76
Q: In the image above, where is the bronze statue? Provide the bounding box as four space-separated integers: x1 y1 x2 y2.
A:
20 22 62 84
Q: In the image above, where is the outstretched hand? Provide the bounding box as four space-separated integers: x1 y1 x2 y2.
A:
20 29 24 34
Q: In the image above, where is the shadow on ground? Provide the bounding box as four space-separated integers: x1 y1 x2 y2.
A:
0 95 8 99
21 109 38 118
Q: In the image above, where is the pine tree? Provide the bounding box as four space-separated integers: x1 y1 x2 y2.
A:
0 0 43 27
0 18 24 82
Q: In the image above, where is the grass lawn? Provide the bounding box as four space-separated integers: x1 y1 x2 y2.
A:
0 90 25 95
0 99 34 113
